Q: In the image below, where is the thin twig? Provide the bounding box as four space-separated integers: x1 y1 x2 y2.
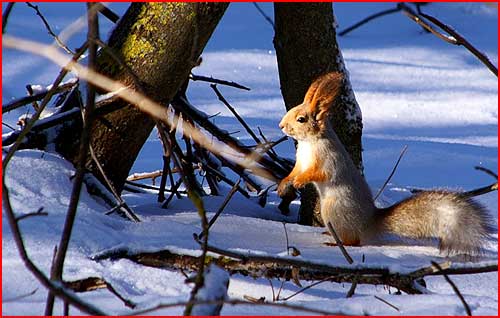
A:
257 127 279 157
326 222 354 264
158 156 170 201
15 207 48 222
373 145 408 201
282 222 290 255
281 277 333 301
276 280 286 301
45 6 99 314
346 281 358 298
184 199 210 315
462 183 497 198
374 295 400 312
463 166 499 197
3 81 78 113
419 11 497 76
127 170 163 182
201 163 250 198
94 2 120 23
2 122 16 131
89 144 141 222
211 84 261 144
132 297 344 316
190 73 250 90
199 179 241 238
162 178 184 209
63 301 70 316
338 6 401 36
399 3 456 44
26 2 74 54
252 2 275 30
430 261 471 316
475 166 498 179
400 3 497 76
268 279 276 301
2 2 15 34
3 288 38 302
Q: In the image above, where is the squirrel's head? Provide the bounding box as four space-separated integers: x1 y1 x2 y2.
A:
279 72 343 141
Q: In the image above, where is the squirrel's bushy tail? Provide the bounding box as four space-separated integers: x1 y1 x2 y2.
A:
375 191 495 255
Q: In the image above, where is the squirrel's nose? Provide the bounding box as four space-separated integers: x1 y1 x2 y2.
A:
279 120 285 129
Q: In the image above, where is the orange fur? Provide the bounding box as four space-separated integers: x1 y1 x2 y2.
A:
292 159 330 189
305 72 343 116
277 163 302 195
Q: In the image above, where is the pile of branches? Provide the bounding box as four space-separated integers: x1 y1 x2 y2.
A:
2 71 295 213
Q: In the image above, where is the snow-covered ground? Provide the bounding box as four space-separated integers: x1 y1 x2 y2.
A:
2 2 498 316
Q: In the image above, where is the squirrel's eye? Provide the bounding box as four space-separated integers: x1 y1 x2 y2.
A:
297 116 306 123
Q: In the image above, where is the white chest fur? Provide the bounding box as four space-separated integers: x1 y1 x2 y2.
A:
296 141 314 173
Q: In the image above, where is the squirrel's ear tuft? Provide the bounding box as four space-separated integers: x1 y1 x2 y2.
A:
304 72 343 117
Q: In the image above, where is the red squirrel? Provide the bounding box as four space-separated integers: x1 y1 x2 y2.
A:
278 72 494 255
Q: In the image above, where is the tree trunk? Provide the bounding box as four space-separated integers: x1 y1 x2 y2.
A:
274 3 363 226
82 3 228 193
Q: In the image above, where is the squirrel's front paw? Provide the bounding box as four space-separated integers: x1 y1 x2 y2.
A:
292 178 307 189
277 179 292 197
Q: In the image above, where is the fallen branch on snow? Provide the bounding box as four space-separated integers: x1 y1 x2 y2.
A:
92 245 498 295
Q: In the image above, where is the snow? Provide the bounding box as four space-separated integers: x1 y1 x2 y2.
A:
191 264 229 315
2 2 498 316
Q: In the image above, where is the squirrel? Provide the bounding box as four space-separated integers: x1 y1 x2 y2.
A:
278 72 494 255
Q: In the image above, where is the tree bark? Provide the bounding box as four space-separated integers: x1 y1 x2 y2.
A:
274 3 363 226
82 3 228 193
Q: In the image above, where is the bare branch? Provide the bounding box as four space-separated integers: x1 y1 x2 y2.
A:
94 2 120 23
3 288 38 303
430 261 471 316
15 207 48 222
211 84 261 145
63 277 136 309
2 2 15 34
3 81 78 113
94 245 498 296
190 73 250 90
281 277 332 301
399 3 498 76
338 6 401 36
345 281 357 298
45 5 99 314
199 179 241 239
326 222 354 264
184 197 210 315
26 2 74 54
161 178 184 209
374 295 400 312
373 145 408 201
462 182 497 198
252 2 275 31
475 166 498 179
89 144 141 222
399 3 457 44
